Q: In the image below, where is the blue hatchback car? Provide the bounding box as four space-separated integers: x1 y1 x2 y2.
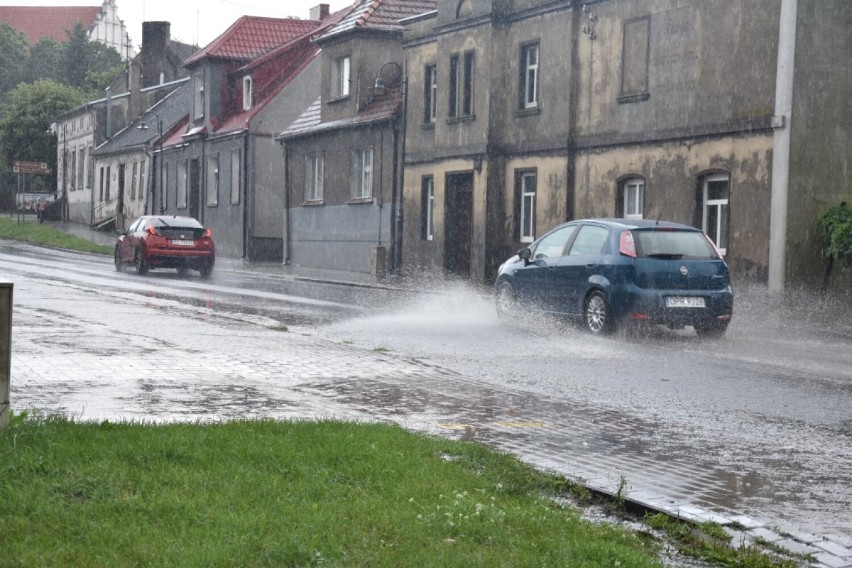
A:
494 219 733 337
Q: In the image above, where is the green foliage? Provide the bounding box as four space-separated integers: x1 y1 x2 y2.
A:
1 418 664 567
0 79 84 169
0 217 111 255
818 202 852 265
24 37 63 84
0 22 28 96
59 22 123 93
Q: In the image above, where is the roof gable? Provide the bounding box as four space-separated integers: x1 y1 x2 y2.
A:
184 16 319 66
317 0 437 42
0 6 102 45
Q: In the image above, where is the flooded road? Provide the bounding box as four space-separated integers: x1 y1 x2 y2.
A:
2 242 851 549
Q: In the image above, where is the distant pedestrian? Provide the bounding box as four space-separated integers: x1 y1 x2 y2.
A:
36 198 46 224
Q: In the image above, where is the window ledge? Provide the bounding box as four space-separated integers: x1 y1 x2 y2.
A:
302 199 324 207
446 114 476 125
347 197 373 205
421 122 436 131
516 106 541 117
328 95 350 105
617 93 650 104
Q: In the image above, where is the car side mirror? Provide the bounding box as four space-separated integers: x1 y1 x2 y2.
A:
518 247 532 265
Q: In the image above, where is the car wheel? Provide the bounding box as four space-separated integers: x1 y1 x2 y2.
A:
134 248 149 275
584 291 614 335
495 282 519 319
695 322 728 338
177 266 189 278
199 264 213 279
114 247 122 271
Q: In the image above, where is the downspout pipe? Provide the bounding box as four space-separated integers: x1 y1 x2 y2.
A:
769 0 798 293
392 67 408 275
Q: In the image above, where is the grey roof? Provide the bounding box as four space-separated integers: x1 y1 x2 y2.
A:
93 82 189 156
317 0 438 42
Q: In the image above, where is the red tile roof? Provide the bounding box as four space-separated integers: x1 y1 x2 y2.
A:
318 0 437 41
0 6 102 45
184 16 320 66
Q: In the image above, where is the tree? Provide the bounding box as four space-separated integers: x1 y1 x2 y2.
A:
0 22 28 97
60 22 123 94
0 80 84 173
25 37 63 84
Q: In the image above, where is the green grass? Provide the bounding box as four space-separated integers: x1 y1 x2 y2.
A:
0 217 112 255
1 414 665 567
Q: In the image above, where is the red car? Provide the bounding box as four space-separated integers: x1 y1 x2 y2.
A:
115 215 215 278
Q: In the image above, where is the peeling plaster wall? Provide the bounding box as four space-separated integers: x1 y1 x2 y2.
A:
575 134 774 281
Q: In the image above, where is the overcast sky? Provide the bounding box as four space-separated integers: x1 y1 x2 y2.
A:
1 0 353 47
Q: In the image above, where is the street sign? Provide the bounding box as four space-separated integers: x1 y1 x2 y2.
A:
12 161 51 175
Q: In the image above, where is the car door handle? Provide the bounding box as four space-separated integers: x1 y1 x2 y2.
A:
586 263 598 268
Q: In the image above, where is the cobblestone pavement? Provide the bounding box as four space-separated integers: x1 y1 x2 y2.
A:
5 261 852 567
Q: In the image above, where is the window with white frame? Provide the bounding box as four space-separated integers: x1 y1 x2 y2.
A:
230 150 241 205
332 55 350 99
139 159 146 200
622 178 645 219
194 71 205 119
422 175 435 240
449 51 475 118
520 42 539 109
105 166 111 201
351 147 373 199
424 64 437 124
242 76 253 111
518 170 537 243
70 150 77 190
702 174 730 255
99 167 105 201
206 154 219 207
177 160 187 208
130 161 138 200
304 153 323 202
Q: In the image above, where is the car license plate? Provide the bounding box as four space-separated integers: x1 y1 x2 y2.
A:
666 296 705 308
171 239 194 246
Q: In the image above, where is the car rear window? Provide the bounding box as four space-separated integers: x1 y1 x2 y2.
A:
150 218 206 239
633 229 720 260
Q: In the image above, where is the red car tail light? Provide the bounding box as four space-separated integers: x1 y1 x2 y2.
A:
147 226 160 236
203 228 212 238
620 230 637 258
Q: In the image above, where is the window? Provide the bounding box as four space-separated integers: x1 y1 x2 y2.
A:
130 161 138 200
449 51 475 118
619 16 650 103
622 178 645 219
139 159 146 200
230 150 241 205
351 147 373 199
194 71 205 119
569 225 610 255
242 76 253 111
517 171 537 243
533 225 577 259
86 145 93 188
421 176 435 240
105 166 111 201
424 65 437 124
99 167 105 201
206 154 219 207
305 153 323 202
520 43 539 109
177 160 188 208
70 150 77 190
162 162 169 208
332 56 350 98
702 174 729 255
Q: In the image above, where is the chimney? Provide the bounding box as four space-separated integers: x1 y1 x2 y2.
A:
141 22 171 88
310 4 330 21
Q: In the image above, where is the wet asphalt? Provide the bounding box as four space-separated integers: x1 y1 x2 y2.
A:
2 221 852 567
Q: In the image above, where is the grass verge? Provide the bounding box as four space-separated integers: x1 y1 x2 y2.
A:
0 217 112 255
1 414 664 567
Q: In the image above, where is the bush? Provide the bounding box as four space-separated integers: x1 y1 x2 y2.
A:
818 202 852 266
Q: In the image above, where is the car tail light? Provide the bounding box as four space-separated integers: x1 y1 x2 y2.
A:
203 228 212 238
147 226 160 236
620 230 637 258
